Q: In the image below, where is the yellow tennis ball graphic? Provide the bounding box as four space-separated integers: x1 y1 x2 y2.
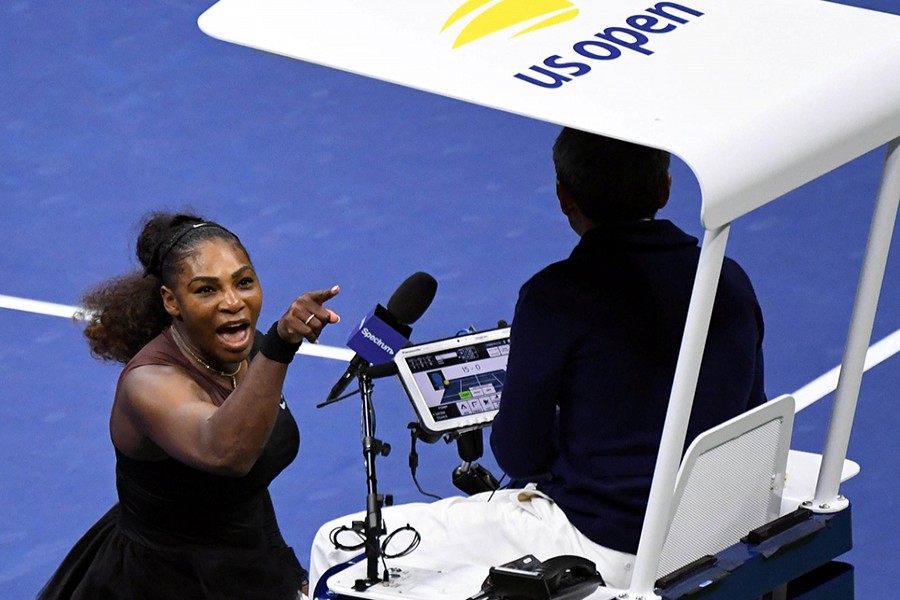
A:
443 0 579 48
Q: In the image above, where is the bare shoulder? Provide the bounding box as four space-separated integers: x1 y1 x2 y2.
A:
112 364 215 458
119 364 211 410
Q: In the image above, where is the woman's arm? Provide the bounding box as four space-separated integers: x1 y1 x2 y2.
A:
113 287 340 476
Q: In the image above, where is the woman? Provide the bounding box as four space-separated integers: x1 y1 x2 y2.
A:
38 212 340 599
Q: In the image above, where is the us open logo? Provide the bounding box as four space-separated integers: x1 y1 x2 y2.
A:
510 1 705 89
442 0 580 48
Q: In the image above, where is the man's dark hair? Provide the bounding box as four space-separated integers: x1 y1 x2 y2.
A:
552 128 671 222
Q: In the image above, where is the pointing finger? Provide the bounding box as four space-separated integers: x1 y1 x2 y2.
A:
306 285 341 305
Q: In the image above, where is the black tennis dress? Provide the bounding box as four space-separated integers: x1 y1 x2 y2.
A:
37 329 307 599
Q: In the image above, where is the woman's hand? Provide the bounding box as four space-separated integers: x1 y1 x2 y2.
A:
277 285 341 344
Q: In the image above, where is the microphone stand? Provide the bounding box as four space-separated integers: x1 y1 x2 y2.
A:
318 363 396 588
353 368 392 590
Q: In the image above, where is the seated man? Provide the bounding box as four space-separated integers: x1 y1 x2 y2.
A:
308 128 765 594
490 127 766 560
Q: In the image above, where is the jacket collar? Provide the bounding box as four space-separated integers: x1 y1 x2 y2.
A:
573 219 698 255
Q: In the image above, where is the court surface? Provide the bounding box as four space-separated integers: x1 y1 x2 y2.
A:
2 0 899 596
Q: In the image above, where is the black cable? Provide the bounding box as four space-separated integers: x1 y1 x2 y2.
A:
381 523 421 559
328 523 365 551
412 470 442 501
328 522 421 559
408 424 443 500
486 473 508 502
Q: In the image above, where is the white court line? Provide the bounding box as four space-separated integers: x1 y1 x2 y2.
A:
791 328 900 412
4 293 900 404
0 293 355 362
0 294 88 319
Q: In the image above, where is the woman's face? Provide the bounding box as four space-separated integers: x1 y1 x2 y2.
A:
161 237 263 368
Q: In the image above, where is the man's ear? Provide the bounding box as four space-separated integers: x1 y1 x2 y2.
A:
658 173 672 210
160 285 181 318
557 180 577 216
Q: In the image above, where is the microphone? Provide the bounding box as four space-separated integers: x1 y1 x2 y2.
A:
321 272 437 405
366 359 400 379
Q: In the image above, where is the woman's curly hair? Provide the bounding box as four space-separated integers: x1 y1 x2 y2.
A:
81 212 244 363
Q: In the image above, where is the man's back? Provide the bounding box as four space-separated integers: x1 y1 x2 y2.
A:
490 219 765 554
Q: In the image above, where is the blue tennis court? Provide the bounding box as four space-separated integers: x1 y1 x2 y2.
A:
2 0 899 596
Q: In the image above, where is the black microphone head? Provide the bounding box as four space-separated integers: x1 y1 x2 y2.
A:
366 360 399 379
386 272 437 325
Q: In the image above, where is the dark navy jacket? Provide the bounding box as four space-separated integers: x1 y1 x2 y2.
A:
490 219 765 554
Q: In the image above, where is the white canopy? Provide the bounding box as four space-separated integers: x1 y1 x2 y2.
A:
198 0 900 228
199 1 900 596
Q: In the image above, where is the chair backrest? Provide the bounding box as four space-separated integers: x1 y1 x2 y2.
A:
656 394 795 579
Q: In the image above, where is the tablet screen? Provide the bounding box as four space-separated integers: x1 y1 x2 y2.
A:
394 327 511 435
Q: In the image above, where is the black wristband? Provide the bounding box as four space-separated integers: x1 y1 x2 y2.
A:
259 321 301 364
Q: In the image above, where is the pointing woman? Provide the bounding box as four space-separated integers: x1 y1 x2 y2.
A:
38 212 339 599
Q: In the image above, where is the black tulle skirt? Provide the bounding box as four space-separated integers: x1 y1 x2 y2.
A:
37 505 306 600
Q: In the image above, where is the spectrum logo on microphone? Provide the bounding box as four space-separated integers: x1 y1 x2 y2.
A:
346 304 411 365
361 327 396 356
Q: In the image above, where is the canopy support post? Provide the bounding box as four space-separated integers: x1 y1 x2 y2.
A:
628 224 731 598
814 137 900 511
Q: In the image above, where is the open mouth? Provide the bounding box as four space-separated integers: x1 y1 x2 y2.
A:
216 321 251 349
